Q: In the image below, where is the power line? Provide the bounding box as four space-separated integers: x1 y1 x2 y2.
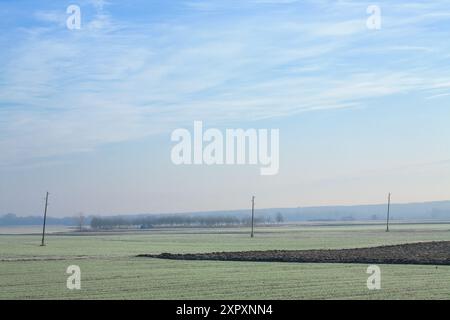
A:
386 192 391 232
40 192 49 246
251 196 255 238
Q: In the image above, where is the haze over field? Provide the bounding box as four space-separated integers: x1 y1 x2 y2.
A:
1 0 450 217
2 200 450 227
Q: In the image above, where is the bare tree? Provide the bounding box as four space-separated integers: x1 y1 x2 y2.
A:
76 212 85 232
275 212 284 224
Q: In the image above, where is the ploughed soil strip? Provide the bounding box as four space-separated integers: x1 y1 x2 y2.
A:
138 241 450 265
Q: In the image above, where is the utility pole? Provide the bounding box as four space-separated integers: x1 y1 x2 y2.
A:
40 192 49 246
250 196 255 238
386 192 391 232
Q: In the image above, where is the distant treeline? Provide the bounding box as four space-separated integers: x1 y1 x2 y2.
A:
3 200 450 227
91 214 282 229
0 213 80 226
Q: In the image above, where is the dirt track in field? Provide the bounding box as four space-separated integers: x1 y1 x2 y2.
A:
138 241 450 265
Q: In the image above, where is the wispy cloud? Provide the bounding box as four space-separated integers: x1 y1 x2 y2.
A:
1 0 450 167
34 10 67 26
426 92 450 100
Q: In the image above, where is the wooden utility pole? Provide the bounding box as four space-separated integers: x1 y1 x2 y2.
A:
40 192 49 246
250 196 255 238
386 192 391 232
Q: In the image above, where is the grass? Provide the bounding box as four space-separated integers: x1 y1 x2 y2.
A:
1 223 450 299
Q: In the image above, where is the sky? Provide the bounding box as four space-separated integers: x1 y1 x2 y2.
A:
0 0 450 216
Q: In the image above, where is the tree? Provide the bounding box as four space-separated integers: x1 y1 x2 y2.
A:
275 212 284 224
76 212 85 232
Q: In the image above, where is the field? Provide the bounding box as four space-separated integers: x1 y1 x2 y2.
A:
145 241 450 265
1 223 450 299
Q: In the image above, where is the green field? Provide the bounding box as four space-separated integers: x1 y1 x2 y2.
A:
1 223 450 299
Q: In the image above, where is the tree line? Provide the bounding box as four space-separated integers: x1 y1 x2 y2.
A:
90 213 284 229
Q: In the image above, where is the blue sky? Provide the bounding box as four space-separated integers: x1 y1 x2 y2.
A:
0 0 450 216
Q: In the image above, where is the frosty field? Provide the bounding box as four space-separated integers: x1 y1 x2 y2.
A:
1 223 450 299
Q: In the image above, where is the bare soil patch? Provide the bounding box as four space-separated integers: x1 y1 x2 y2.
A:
138 241 450 265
